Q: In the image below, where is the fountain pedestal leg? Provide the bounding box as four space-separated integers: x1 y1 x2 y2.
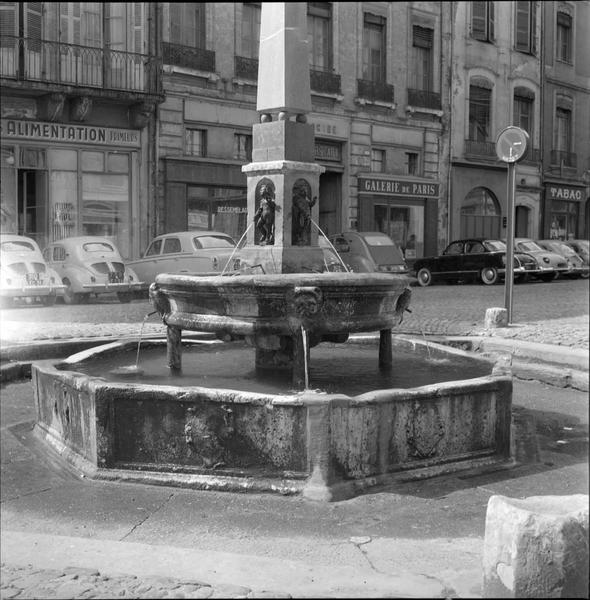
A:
379 329 392 370
167 326 182 373
292 330 310 390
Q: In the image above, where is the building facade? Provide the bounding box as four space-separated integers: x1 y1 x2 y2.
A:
0 2 163 259
156 2 452 262
540 0 590 241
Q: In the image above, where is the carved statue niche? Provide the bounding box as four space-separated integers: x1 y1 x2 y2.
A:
70 96 92 122
291 179 316 246
253 178 277 245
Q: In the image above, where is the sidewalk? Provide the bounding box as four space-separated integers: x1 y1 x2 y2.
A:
1 312 588 599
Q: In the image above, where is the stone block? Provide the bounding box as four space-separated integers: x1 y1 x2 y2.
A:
483 494 589 598
485 307 508 329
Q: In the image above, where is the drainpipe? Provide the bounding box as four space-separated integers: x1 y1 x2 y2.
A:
444 1 454 246
539 2 546 239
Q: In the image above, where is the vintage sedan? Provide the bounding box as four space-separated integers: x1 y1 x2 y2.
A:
126 231 238 287
318 237 348 272
412 238 537 287
563 239 589 278
328 231 410 275
1 234 65 307
536 239 589 279
513 238 569 281
43 236 145 304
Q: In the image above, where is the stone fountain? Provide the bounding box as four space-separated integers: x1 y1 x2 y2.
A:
31 3 512 502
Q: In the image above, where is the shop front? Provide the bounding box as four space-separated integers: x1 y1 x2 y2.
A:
357 175 440 263
1 119 141 259
543 182 587 241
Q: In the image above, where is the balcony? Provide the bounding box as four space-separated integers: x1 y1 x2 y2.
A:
464 139 496 158
235 55 258 80
357 79 394 104
551 150 577 168
162 42 215 73
310 68 341 95
521 147 541 164
0 36 161 95
407 88 441 110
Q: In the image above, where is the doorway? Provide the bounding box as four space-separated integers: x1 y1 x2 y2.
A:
515 205 530 238
18 169 47 247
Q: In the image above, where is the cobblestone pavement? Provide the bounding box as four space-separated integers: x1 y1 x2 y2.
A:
0 564 288 599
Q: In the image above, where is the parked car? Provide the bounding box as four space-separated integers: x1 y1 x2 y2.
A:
535 239 589 279
318 237 348 272
327 231 410 274
43 236 145 304
412 238 538 287
562 239 589 278
1 234 65 307
512 238 569 281
126 231 238 287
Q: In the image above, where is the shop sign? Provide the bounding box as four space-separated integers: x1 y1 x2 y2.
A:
546 184 584 201
217 206 247 213
358 176 439 198
1 119 141 148
315 141 341 162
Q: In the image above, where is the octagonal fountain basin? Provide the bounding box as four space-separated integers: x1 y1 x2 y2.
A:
32 335 512 502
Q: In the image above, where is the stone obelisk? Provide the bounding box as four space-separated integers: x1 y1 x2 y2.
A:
240 2 325 274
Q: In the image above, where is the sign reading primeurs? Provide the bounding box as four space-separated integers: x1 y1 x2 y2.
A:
1 119 141 148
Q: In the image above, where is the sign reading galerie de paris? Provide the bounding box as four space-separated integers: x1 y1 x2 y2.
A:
1 119 141 148
358 176 439 198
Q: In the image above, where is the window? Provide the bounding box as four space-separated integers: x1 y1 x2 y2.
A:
556 108 571 152
163 238 181 254
461 187 501 238
556 12 572 63
185 129 207 157
234 134 252 161
515 1 536 53
406 153 419 175
146 239 162 256
242 3 260 59
412 26 433 91
362 13 386 82
371 149 385 172
169 2 206 48
471 1 495 42
468 84 492 141
307 2 332 71
513 92 534 138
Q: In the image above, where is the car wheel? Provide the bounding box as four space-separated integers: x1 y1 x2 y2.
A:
480 267 498 285
539 273 557 282
416 267 432 287
581 272 589 279
62 279 80 305
117 292 133 303
41 294 57 307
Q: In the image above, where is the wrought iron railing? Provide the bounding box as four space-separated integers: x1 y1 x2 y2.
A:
521 147 541 164
0 36 161 94
406 88 441 110
551 150 577 168
464 139 496 157
357 79 394 103
162 41 215 73
310 68 341 95
234 55 258 80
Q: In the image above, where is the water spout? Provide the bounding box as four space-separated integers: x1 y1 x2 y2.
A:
301 326 309 389
419 328 433 361
310 218 351 273
221 221 254 276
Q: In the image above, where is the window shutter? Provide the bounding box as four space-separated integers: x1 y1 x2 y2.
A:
531 1 537 54
25 2 43 51
169 2 180 44
472 1 486 40
133 3 144 53
413 25 433 48
489 2 495 41
0 2 17 48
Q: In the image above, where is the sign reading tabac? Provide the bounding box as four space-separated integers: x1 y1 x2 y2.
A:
1 119 141 148
358 176 439 198
547 184 584 201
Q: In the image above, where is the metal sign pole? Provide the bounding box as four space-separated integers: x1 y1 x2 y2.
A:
504 162 516 323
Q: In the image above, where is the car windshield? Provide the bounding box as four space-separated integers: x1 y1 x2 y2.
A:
517 241 544 252
1 240 36 253
484 240 506 251
364 235 405 263
550 242 576 256
83 242 114 253
193 235 235 249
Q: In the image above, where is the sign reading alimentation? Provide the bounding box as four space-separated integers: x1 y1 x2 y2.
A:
1 119 141 147
358 176 439 198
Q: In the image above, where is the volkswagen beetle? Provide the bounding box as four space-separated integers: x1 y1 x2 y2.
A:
536 239 589 279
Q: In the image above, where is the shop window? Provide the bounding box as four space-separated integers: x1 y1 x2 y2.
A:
471 1 495 42
556 11 572 63
515 1 536 54
241 3 261 59
371 149 385 172
49 149 77 171
362 13 386 82
185 128 207 157
81 151 104 172
460 187 500 238
234 134 252 161
468 84 492 142
308 2 332 71
373 202 424 261
412 26 433 92
107 153 129 173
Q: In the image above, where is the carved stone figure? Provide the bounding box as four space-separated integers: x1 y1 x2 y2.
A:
291 179 316 246
254 179 277 245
